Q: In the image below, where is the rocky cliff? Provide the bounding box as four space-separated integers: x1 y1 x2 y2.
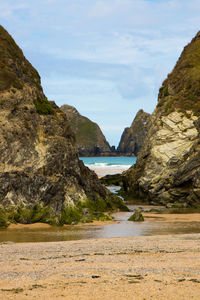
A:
60 104 111 156
117 109 150 156
0 26 125 223
123 32 200 207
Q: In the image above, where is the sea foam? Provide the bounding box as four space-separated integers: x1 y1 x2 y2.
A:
80 156 136 176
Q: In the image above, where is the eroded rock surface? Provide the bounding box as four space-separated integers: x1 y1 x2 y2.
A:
123 32 200 207
0 26 119 214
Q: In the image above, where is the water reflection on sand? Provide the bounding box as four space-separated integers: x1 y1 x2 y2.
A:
1 203 200 243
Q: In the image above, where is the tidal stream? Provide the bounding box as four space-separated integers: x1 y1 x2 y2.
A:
0 186 200 243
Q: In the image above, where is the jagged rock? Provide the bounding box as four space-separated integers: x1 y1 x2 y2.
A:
60 104 111 156
123 31 200 207
117 110 150 156
0 25 124 216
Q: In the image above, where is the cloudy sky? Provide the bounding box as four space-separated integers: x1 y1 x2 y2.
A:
0 0 200 145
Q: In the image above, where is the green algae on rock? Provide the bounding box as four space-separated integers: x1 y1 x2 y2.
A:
123 31 200 207
128 210 144 222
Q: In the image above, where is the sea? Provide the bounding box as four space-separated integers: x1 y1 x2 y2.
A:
80 156 137 177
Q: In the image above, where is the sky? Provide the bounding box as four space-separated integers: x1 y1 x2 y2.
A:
0 0 200 146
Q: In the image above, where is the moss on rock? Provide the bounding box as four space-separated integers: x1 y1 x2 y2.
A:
158 32 200 116
0 208 9 228
128 210 144 222
34 97 55 115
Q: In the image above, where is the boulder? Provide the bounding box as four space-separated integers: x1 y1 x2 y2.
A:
128 210 144 222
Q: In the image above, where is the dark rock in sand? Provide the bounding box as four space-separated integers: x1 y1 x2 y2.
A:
128 210 144 222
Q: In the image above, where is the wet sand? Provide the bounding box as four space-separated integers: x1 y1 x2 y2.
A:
8 219 118 230
143 212 200 222
0 232 200 300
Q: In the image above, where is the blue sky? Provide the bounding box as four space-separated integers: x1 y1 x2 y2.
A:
0 0 200 146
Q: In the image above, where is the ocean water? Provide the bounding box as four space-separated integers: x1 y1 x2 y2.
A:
80 156 137 176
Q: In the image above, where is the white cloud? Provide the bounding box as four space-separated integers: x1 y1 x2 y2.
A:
1 0 200 145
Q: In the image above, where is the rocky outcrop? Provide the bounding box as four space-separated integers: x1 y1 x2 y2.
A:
60 104 111 156
117 110 150 156
123 31 200 207
0 25 124 217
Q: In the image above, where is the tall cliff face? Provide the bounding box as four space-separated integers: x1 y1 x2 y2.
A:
0 26 119 214
60 104 111 156
123 32 200 207
117 110 150 156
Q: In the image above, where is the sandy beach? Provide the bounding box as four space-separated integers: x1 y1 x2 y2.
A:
80 157 136 178
0 229 200 300
88 166 129 177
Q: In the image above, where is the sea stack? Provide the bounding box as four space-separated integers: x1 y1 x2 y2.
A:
117 109 150 156
61 104 111 156
0 25 122 216
123 32 200 207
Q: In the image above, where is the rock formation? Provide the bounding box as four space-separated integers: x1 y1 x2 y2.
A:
60 104 111 156
123 31 200 207
0 25 124 219
117 109 150 156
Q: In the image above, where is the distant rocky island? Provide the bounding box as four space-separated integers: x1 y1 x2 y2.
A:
117 109 150 156
60 104 113 156
123 31 200 208
0 25 127 227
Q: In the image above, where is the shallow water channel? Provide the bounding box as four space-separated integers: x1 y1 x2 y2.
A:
1 186 200 243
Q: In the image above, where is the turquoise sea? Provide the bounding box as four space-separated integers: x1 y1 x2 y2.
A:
80 156 137 176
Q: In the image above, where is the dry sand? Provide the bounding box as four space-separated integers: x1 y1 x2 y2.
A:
88 166 129 177
0 232 200 300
